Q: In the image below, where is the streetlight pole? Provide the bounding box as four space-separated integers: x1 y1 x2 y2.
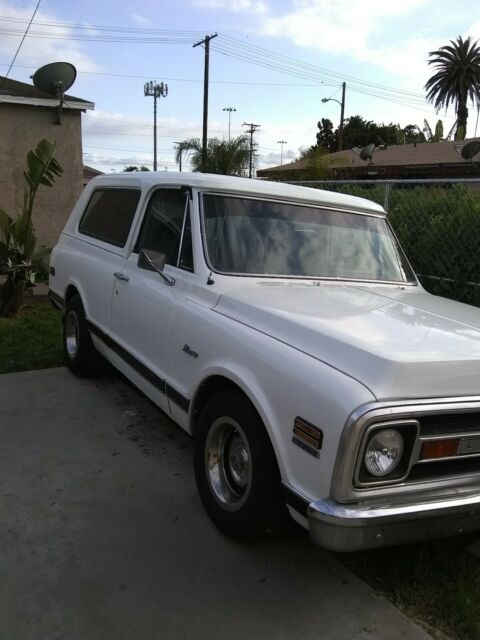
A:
144 81 168 171
277 139 287 165
321 81 346 151
223 107 237 141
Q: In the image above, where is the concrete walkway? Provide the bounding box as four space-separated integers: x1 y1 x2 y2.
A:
0 368 433 640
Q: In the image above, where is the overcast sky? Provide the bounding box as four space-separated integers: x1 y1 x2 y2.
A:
1 0 479 173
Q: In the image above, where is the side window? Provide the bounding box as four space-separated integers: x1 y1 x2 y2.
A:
79 188 141 247
136 189 194 271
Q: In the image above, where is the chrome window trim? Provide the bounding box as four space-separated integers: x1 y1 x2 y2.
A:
332 396 480 503
176 196 194 273
198 191 419 286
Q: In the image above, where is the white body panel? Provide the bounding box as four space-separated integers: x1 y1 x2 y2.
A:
49 172 480 540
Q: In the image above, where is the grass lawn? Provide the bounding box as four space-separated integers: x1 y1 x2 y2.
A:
343 534 480 640
0 296 63 374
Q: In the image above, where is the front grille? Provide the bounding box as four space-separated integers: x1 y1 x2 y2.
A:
418 412 480 436
407 411 480 483
408 457 480 481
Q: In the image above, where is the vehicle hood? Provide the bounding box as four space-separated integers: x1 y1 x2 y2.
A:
213 283 480 400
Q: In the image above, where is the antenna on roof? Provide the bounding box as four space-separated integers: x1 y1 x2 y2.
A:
30 62 77 125
453 139 480 162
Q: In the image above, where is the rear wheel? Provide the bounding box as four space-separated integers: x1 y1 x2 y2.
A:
194 390 289 537
63 295 104 377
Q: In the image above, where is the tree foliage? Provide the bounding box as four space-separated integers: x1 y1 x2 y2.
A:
0 139 63 317
123 165 150 172
425 36 480 140
315 118 336 151
175 136 250 176
403 124 427 143
313 116 427 152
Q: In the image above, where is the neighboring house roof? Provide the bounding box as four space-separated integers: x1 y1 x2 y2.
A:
258 140 480 176
83 165 104 181
0 75 94 110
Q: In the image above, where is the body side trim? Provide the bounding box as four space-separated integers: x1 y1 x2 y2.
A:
283 484 310 518
86 320 191 413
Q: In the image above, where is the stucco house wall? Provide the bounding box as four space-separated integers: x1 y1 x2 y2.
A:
0 76 94 249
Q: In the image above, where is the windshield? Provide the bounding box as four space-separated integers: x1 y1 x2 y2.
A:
202 194 415 283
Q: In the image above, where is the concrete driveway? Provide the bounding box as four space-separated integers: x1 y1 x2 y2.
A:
0 368 433 640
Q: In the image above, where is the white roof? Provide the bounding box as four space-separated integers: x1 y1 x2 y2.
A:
89 171 385 215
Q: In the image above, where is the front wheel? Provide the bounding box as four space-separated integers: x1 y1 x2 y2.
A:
194 390 289 537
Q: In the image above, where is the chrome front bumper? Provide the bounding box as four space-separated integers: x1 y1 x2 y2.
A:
308 493 480 551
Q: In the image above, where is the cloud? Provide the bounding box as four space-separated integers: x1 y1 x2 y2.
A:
259 0 428 57
0 0 100 73
191 0 268 15
465 20 480 42
131 14 152 25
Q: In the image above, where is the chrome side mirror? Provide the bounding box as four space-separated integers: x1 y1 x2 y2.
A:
140 249 175 286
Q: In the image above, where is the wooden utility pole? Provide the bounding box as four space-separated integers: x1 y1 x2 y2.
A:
338 81 346 152
193 33 218 172
243 122 261 178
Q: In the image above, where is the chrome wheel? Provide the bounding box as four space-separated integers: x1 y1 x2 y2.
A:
65 310 79 358
205 417 252 511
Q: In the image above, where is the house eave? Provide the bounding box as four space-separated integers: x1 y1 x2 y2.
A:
0 94 95 110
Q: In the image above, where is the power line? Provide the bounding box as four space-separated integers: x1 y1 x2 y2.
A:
0 17 457 119
0 63 338 87
0 0 42 90
215 35 428 100
0 14 429 101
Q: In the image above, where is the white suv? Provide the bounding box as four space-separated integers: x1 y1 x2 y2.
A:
49 171 480 551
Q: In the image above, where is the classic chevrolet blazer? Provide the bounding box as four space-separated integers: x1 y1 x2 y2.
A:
49 172 480 551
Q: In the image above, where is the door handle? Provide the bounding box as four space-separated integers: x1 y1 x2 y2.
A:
113 272 129 282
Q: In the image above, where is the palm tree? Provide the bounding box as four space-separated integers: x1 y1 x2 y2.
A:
425 36 480 140
175 136 250 175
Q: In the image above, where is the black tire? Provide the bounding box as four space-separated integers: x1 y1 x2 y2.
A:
194 389 289 538
63 294 104 377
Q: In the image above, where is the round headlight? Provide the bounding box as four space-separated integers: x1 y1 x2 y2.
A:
364 429 404 477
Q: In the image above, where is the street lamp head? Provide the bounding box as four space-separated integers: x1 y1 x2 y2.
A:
321 98 328 103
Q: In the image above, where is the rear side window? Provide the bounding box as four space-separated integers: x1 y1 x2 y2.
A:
79 188 141 247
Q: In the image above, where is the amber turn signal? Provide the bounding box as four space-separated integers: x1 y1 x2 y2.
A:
420 438 459 460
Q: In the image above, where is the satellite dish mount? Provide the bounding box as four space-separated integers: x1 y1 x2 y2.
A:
31 62 77 125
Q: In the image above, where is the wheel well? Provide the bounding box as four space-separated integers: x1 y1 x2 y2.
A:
191 375 285 491
191 376 259 435
64 285 80 305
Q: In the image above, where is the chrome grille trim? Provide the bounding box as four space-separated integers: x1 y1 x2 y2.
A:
332 396 480 503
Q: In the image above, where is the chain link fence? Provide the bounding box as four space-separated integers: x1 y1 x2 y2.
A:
290 178 480 307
